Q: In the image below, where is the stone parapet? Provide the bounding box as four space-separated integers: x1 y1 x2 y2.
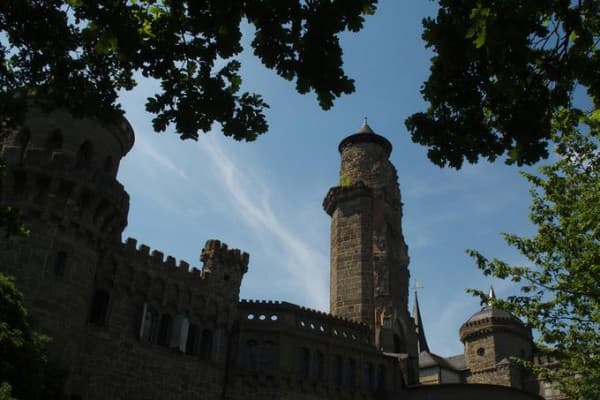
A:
238 300 373 345
323 182 372 216
459 314 532 343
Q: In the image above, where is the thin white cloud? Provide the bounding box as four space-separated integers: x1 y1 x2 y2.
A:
135 136 192 183
200 135 329 310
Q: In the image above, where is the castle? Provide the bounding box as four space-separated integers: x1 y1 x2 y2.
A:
0 105 562 399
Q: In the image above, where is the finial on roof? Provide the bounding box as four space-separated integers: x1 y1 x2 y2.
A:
357 117 375 134
487 286 496 306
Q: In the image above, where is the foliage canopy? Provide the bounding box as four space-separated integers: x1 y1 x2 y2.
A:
407 0 599 168
0 273 48 400
468 111 600 399
0 0 377 140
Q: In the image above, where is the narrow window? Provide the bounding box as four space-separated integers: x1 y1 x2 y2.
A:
299 347 310 378
89 290 110 326
334 355 343 386
245 339 258 369
45 129 63 152
346 358 356 387
261 341 275 371
377 365 386 392
76 140 93 168
17 128 30 161
139 304 158 343
169 315 189 351
54 251 68 277
186 324 199 355
364 362 374 390
157 314 173 346
393 334 401 353
313 351 325 381
199 329 213 360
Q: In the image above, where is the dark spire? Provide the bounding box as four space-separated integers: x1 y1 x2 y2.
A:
413 290 430 353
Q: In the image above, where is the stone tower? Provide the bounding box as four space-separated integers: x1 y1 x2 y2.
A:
0 104 134 366
460 287 534 389
323 121 418 383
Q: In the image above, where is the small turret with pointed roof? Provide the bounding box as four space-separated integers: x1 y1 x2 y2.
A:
459 287 534 376
338 119 392 156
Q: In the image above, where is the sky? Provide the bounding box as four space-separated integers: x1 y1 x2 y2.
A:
116 1 540 357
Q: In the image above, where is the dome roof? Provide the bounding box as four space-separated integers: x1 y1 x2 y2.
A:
465 305 523 324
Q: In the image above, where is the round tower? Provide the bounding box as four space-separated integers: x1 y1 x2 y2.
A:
323 121 418 384
460 288 533 388
0 103 134 366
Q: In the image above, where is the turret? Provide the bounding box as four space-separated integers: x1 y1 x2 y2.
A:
0 104 134 368
323 120 418 384
460 287 534 388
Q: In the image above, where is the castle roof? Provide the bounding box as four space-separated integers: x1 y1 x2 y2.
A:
356 118 375 134
338 120 392 156
419 350 459 371
465 305 521 324
464 286 522 324
459 287 531 342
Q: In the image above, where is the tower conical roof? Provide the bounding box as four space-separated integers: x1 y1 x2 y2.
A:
338 119 391 156
356 118 375 134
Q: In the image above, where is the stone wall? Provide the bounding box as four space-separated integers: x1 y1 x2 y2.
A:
226 300 404 400
63 239 249 399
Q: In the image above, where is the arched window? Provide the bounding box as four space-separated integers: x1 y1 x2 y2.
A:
89 290 110 326
76 140 93 168
313 351 325 381
185 324 199 355
157 314 173 346
45 129 63 152
245 339 258 369
139 304 158 343
199 329 213 360
299 347 310 378
333 355 343 386
54 251 68 277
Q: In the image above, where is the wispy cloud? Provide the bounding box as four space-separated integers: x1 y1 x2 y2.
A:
135 136 192 183
200 135 329 310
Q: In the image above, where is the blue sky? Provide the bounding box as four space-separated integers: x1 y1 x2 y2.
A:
116 1 539 357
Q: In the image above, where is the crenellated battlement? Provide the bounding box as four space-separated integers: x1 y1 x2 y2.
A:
119 237 203 277
201 239 250 274
96 238 248 317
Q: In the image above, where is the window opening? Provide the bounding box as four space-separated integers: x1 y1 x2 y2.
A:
199 329 213 360
157 314 173 346
54 251 68 277
89 290 110 326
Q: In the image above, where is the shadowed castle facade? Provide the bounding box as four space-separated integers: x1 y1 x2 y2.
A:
1 106 552 399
